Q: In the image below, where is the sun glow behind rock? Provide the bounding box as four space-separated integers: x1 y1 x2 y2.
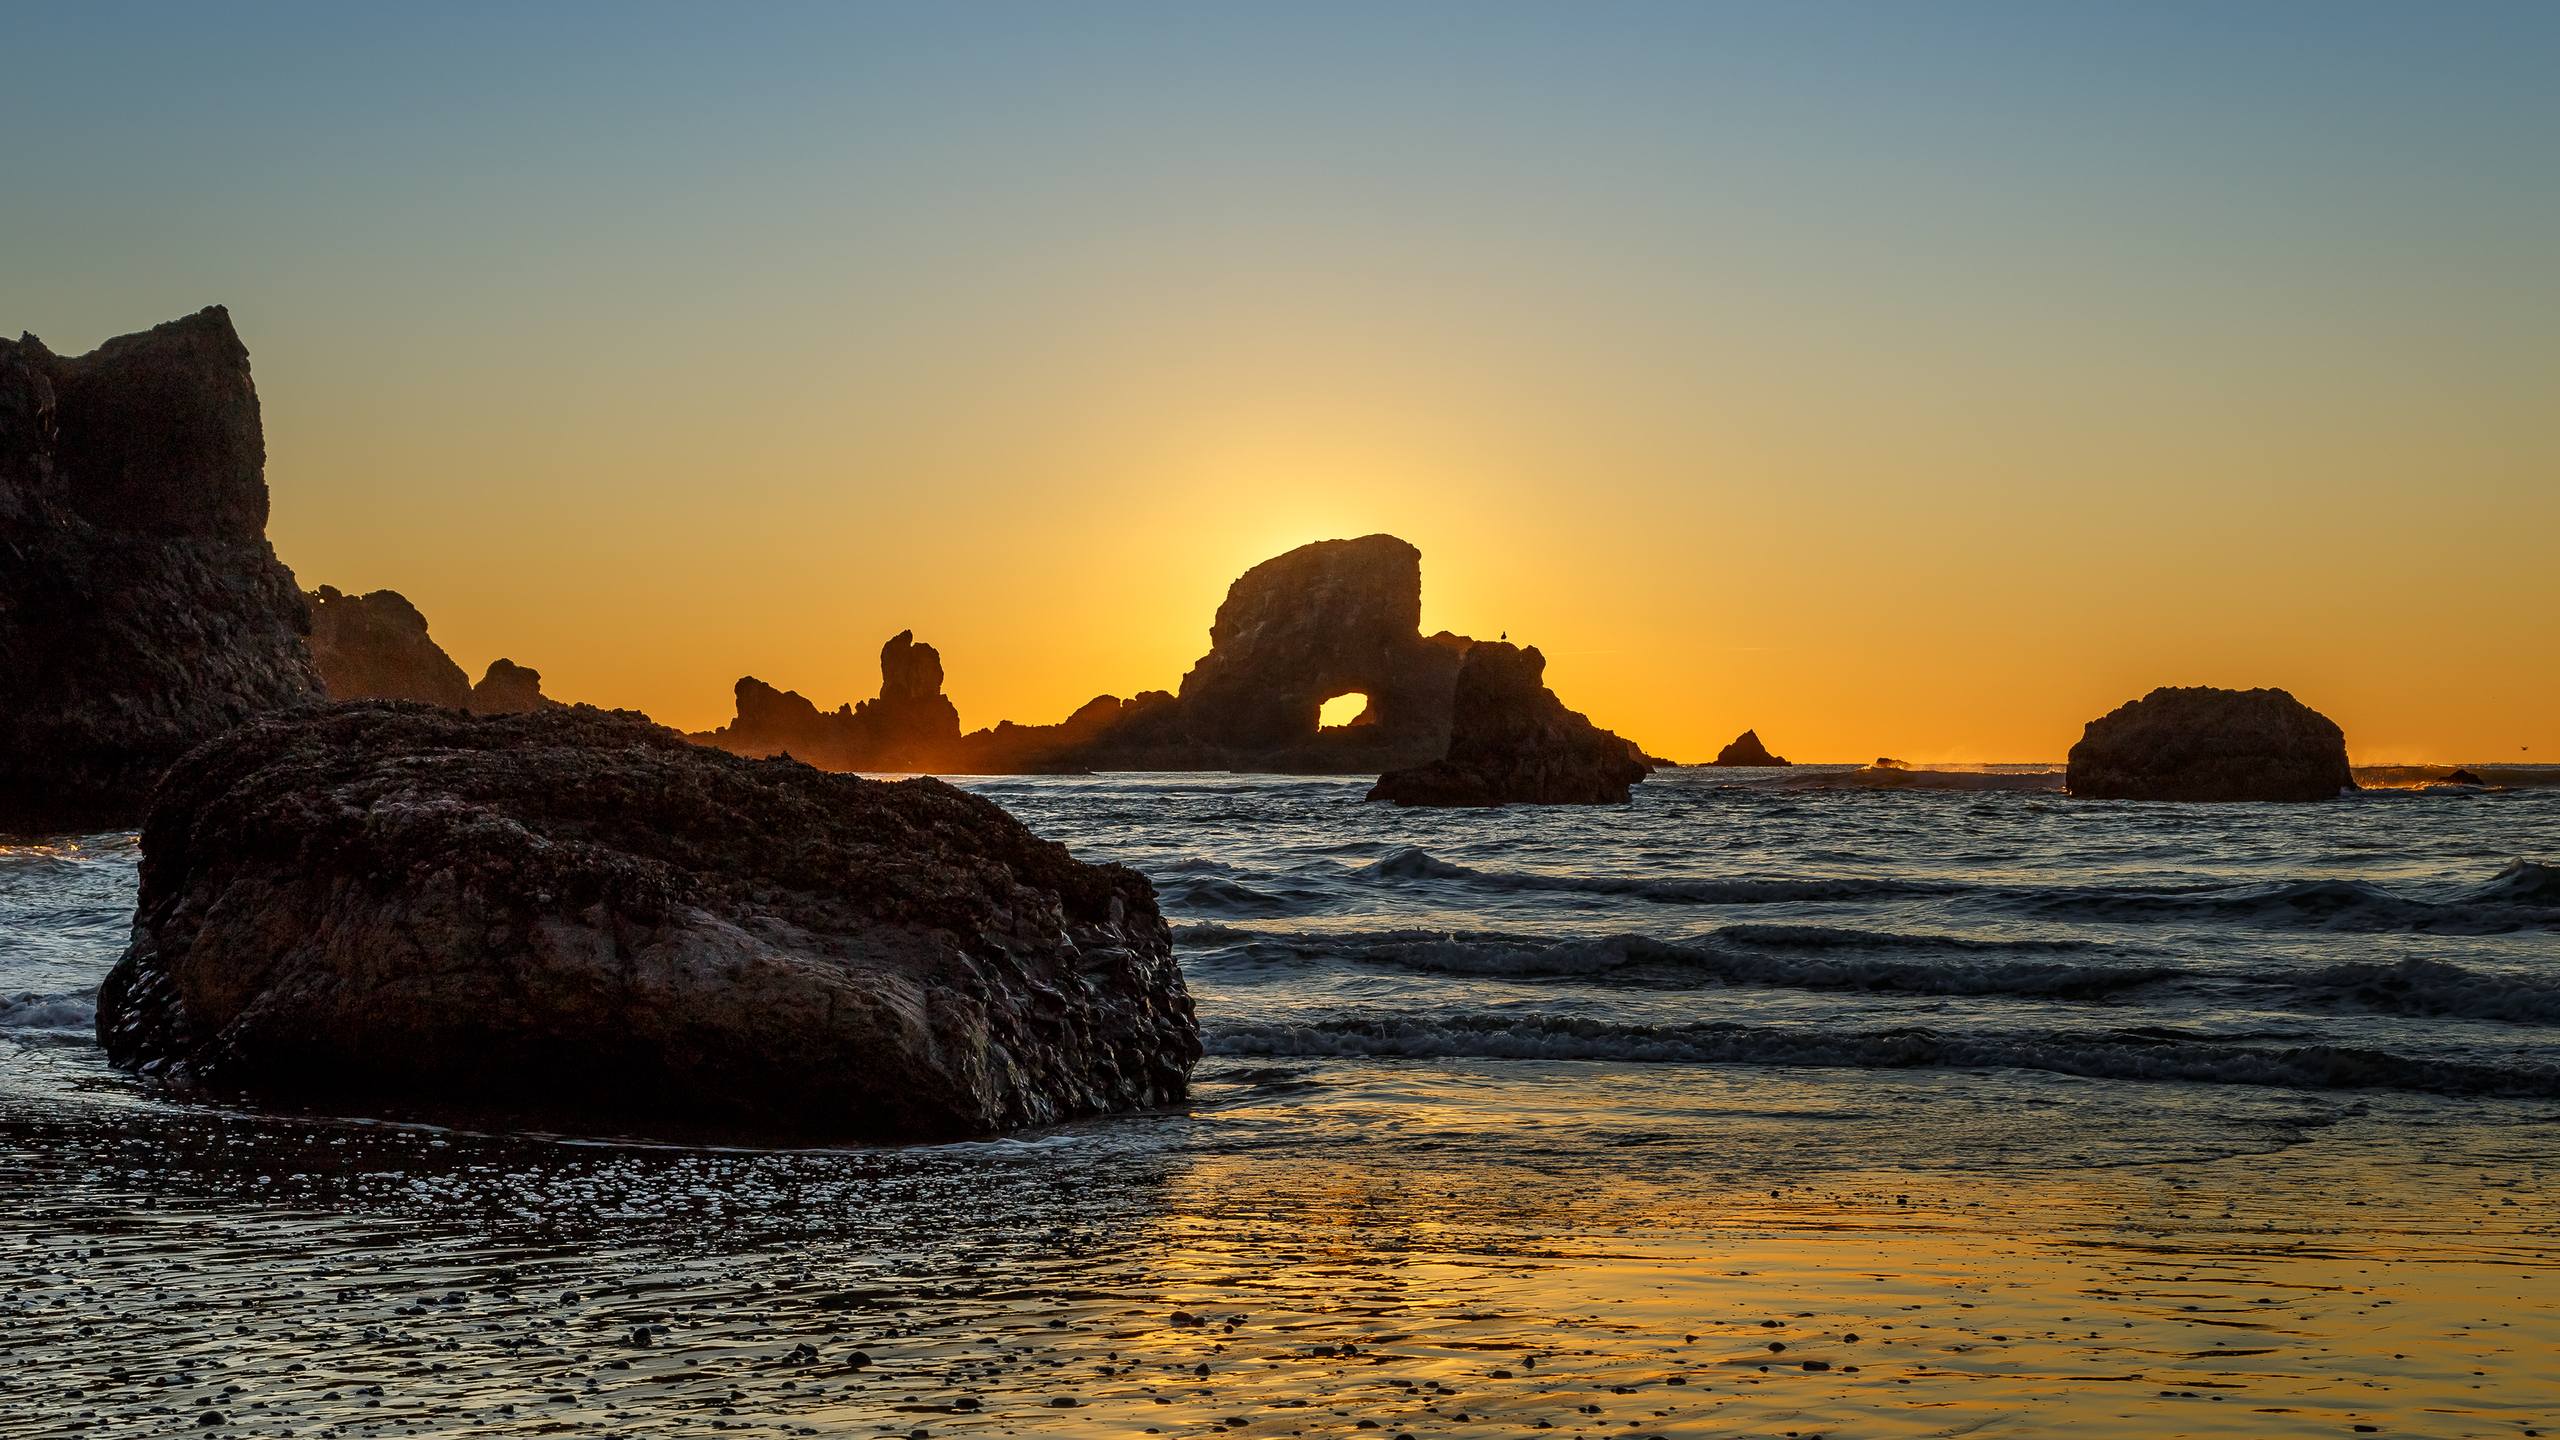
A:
10 5 2553 763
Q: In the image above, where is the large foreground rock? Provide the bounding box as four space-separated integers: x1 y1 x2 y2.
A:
1368 642 1651 806
0 308 321 831
2067 686 2354 802
96 704 1200 1141
1710 729 1789 766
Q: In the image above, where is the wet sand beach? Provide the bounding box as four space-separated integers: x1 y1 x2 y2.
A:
5 1052 2553 1440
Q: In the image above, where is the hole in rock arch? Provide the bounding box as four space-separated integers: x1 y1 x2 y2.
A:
1317 692 1373 730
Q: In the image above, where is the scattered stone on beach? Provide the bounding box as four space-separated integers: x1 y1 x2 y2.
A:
1710 729 1790 766
95 702 1200 1141
2066 685 2354 802
1368 642 1652 807
0 306 322 832
306 586 474 707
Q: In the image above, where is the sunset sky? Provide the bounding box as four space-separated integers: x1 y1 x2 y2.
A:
9 2 2554 762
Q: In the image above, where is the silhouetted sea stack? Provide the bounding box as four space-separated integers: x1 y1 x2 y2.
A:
1368 642 1651 806
2066 686 2354 802
95 703 1200 1141
0 307 322 831
307 586 473 707
1711 729 1789 766
1156 533 1470 768
854 629 965 768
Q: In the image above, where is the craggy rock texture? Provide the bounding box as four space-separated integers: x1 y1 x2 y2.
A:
1368 642 1652 807
96 703 1199 1141
468 658 554 715
0 308 321 831
306 586 473 708
2067 686 2355 802
1711 729 1789 766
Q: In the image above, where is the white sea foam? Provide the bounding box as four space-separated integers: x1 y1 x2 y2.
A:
0 990 97 1034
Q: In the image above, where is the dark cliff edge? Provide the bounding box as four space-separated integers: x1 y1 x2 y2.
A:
1 308 321 832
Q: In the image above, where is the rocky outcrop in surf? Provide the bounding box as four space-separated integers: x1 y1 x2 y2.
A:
690 535 1670 776
2067 686 2354 802
307 586 473 708
1142 534 1472 770
0 307 322 832
1711 729 1788 766
95 703 1200 1141
1367 642 1652 806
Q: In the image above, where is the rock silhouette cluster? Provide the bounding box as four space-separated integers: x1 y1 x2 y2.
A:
1368 642 1653 806
0 308 322 831
1711 729 1789 766
694 535 1646 776
307 586 473 707
704 631 965 771
96 703 1200 1141
307 584 559 715
2067 686 2355 802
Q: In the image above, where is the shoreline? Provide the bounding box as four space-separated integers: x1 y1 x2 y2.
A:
5 1057 2553 1440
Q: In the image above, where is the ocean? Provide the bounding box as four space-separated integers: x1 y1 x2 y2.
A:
4 765 2556 1437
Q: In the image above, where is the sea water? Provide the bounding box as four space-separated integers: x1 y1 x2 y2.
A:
3 767 2555 1437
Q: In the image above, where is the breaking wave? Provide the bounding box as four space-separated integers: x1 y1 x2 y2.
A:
2017 860 2560 934
0 990 96 1034
1179 921 2560 1024
1355 847 1950 904
1348 848 2560 934
1204 1012 2560 1098
1182 924 2167 1000
2286 957 2560 1025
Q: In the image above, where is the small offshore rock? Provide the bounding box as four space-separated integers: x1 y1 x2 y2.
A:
2067 685 2354 802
